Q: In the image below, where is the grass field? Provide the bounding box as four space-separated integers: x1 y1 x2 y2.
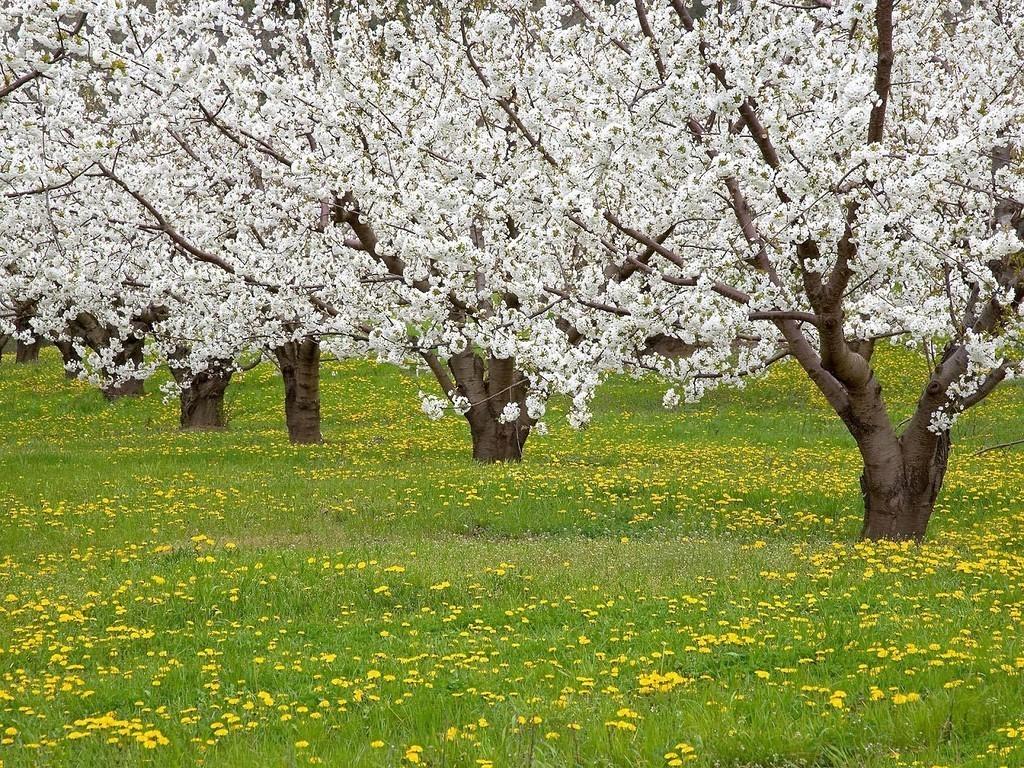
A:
2 348 1024 767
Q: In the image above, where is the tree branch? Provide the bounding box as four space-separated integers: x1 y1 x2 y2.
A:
600 211 751 304
868 0 894 144
974 437 1024 457
633 0 667 81
0 13 87 100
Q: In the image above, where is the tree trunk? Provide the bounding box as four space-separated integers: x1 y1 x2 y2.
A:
859 431 951 542
15 337 41 363
14 303 40 363
54 340 81 379
178 371 232 429
466 410 530 462
65 309 164 398
101 378 145 399
274 338 322 444
443 348 536 463
168 350 234 429
100 337 146 400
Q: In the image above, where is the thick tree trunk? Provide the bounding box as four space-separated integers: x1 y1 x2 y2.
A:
15 337 41 363
169 350 233 429
804 347 954 542
179 381 229 428
442 348 536 463
274 338 322 444
466 411 530 462
53 340 81 378
859 431 951 542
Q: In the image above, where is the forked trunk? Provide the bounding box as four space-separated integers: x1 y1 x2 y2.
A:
466 410 530 462
818 359 954 542
275 338 322 444
15 337 41 363
859 431 951 542
444 349 536 463
178 371 231 430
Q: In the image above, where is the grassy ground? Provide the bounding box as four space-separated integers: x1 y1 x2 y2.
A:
2 348 1024 767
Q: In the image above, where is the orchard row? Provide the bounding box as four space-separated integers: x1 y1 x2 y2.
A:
3 0 1023 539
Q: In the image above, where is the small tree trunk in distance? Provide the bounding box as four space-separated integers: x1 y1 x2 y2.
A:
15 337 41 363
54 340 81 379
14 303 40 363
274 337 322 444
101 377 145 399
641 333 697 360
170 355 233 430
100 336 146 400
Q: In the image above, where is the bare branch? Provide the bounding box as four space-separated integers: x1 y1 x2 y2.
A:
974 436 1024 457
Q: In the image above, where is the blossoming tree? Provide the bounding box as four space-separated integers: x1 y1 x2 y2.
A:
2 0 359 436
1 0 93 363
189 0 594 460
388 0 1024 538
9 0 1023 517
33 0 592 459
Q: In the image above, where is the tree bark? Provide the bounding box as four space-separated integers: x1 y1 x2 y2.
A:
101 377 145 399
14 302 40 363
15 337 41 363
99 336 146 400
466 409 530 462
274 338 322 444
53 340 81 379
178 377 230 428
443 348 535 463
859 430 950 542
170 355 233 430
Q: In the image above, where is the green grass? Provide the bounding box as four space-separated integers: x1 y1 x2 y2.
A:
2 347 1024 767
